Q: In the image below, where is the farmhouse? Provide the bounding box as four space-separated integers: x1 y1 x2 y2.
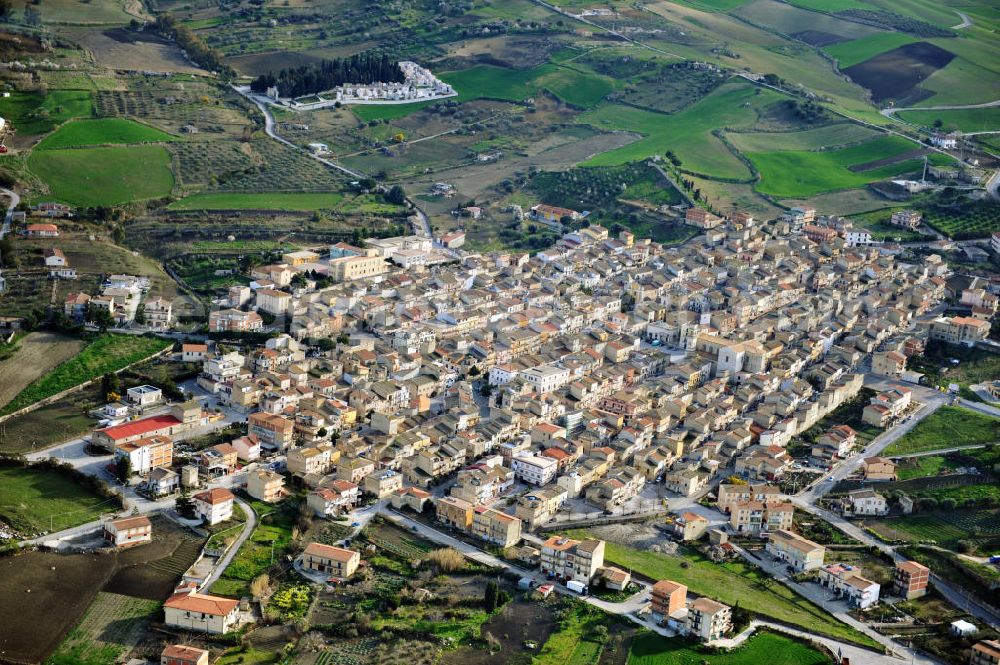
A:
163 584 242 634
25 222 59 237
861 456 897 482
301 542 360 580
43 248 66 267
531 203 581 225
103 515 152 548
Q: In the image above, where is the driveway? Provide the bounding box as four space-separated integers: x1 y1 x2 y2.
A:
201 497 257 589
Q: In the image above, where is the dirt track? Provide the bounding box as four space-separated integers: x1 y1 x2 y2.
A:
0 332 84 409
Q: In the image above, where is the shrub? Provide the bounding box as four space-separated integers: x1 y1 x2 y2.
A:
423 548 465 573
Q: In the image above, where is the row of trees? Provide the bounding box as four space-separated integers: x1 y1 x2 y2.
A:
249 54 404 98
146 15 235 79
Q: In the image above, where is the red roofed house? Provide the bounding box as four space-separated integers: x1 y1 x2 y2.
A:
193 487 235 525
161 644 209 665
302 542 360 580
103 515 152 548
438 230 466 248
163 583 241 634
25 222 59 237
307 480 359 517
93 414 184 451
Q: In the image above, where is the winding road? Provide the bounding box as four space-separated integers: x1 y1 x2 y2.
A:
202 498 257 589
880 99 1000 119
951 11 973 30
0 186 20 240
236 86 432 238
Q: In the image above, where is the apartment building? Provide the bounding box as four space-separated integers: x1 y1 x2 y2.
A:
686 598 732 642
247 469 285 503
971 640 1000 665
512 452 559 486
540 535 605 584
717 483 783 514
515 486 568 527
208 308 264 333
728 500 793 534
248 412 295 452
471 506 522 548
287 445 333 477
115 434 173 476
929 316 991 347
435 496 474 530
363 469 403 498
893 560 930 600
650 580 687 623
766 529 825 571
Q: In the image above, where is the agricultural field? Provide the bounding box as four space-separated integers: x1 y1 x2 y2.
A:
920 201 1000 239
897 107 1000 133
907 342 1000 394
883 406 1000 456
0 332 85 410
0 384 103 455
27 145 174 207
0 90 94 138
0 516 207 664
0 460 117 535
824 32 919 68
19 0 134 24
48 592 160 665
36 118 175 150
0 334 171 416
572 532 880 648
748 136 953 198
168 192 345 211
578 82 784 179
727 123 878 153
627 630 831 664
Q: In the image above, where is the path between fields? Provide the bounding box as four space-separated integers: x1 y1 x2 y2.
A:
201 498 256 589
951 11 972 30
880 99 1000 118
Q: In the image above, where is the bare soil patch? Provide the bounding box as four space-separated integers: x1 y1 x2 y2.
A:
439 599 557 665
0 516 205 663
0 332 85 410
792 30 849 47
71 27 209 75
843 42 954 103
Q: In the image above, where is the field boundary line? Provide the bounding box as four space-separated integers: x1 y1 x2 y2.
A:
0 341 172 426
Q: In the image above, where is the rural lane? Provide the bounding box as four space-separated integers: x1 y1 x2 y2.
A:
235 86 432 238
201 497 256 589
0 186 20 240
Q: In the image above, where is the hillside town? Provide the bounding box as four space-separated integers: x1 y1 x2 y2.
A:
17 205 995 663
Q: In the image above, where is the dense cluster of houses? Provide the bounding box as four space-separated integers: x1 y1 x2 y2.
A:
80 205 990 645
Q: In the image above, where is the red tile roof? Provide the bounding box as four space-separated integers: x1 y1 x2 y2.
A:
97 414 181 441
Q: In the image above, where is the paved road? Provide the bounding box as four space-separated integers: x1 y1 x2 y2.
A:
889 444 988 459
881 99 1000 118
0 186 19 240
796 394 945 506
202 498 257 589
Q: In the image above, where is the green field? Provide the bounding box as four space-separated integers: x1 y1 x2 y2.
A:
168 191 345 211
351 100 437 122
37 118 175 150
0 91 93 135
628 631 831 665
211 497 295 597
784 0 868 11
573 534 879 648
0 334 171 416
728 123 878 153
883 406 1000 456
748 135 953 198
897 107 1000 133
825 33 920 68
672 0 751 11
0 461 117 534
439 63 617 109
579 82 783 179
27 145 174 206
870 509 1000 549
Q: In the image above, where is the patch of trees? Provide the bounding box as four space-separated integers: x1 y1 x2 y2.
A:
835 9 953 38
781 99 829 124
146 14 235 79
249 54 404 98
